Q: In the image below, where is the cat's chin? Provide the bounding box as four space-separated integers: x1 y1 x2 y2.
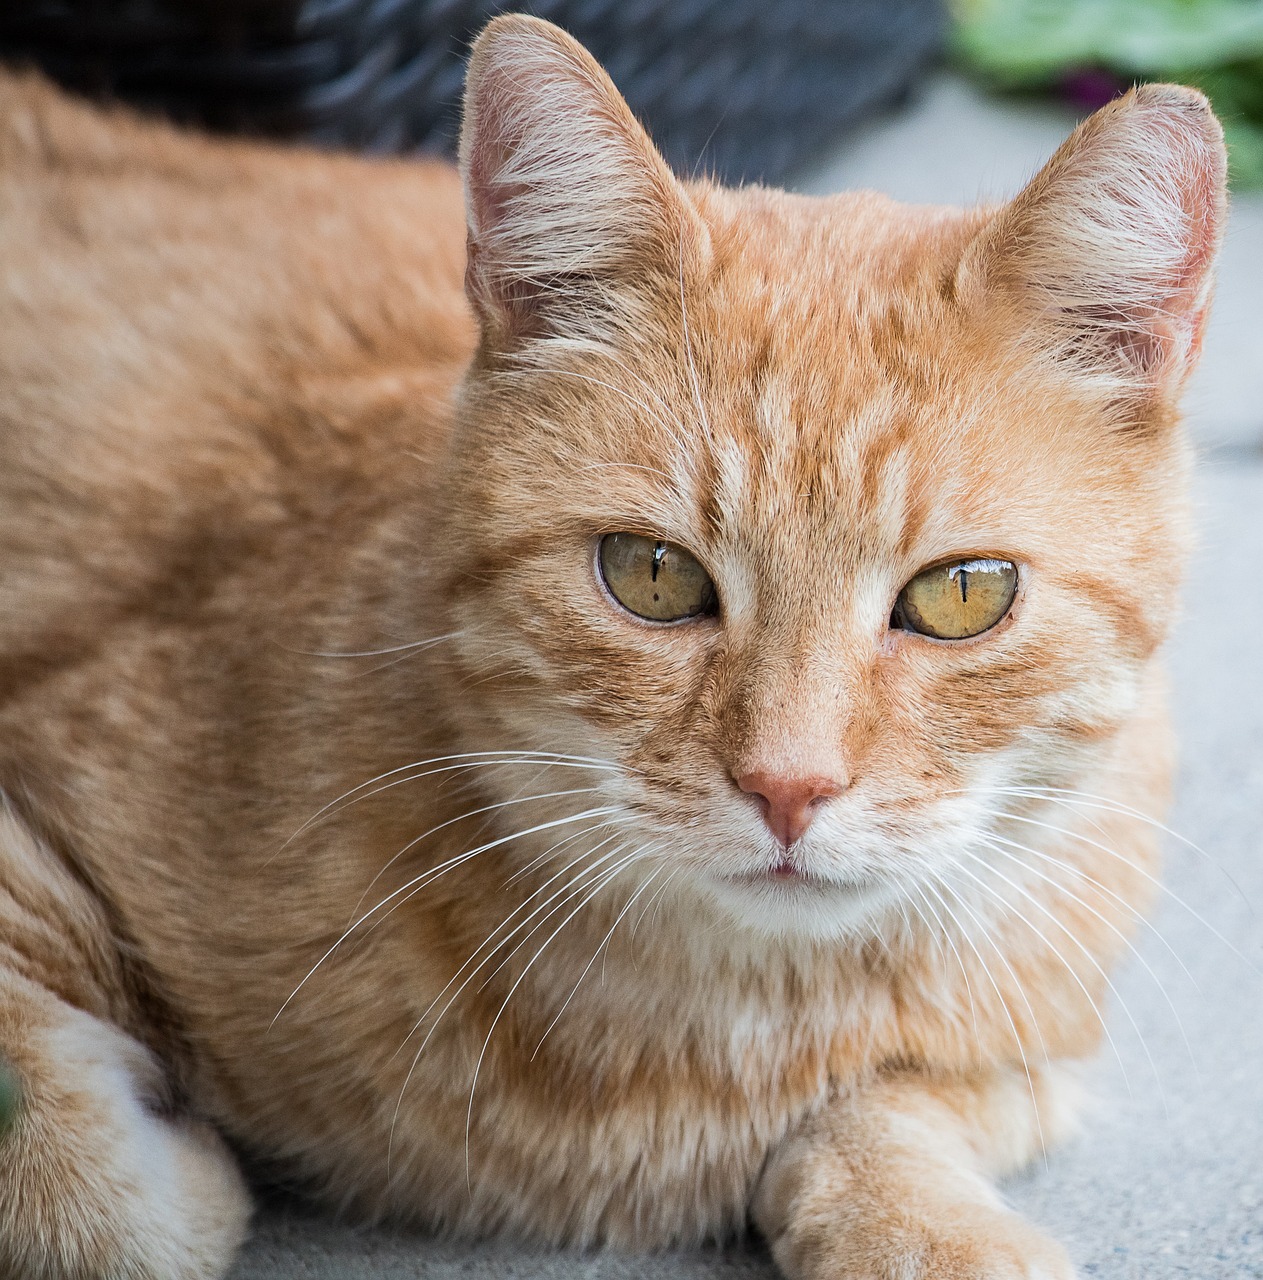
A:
702 868 901 943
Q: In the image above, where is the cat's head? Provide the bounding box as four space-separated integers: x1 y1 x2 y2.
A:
436 16 1225 940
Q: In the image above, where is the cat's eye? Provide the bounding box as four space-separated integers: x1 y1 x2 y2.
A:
598 533 717 623
893 557 1018 640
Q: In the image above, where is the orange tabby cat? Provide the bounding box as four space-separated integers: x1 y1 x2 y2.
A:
0 14 1224 1280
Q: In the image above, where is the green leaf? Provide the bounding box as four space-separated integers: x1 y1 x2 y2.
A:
955 0 1263 82
953 0 1263 187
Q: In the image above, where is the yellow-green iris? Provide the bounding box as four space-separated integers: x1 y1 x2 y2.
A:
896 558 1018 639
598 533 717 622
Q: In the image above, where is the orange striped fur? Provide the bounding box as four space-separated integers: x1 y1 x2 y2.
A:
0 17 1224 1279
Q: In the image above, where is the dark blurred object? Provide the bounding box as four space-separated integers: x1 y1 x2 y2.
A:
0 0 946 185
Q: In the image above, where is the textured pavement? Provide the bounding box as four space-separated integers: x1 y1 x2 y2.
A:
233 76 1263 1280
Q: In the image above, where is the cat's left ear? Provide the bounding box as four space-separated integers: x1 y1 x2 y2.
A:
960 84 1227 400
458 15 706 346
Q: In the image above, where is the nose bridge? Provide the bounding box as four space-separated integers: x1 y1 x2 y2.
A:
723 648 853 847
722 639 852 784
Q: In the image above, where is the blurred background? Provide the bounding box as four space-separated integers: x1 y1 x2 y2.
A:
5 1 1263 189
2 0 1260 457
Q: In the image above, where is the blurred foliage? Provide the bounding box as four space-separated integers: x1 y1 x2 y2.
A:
954 0 1263 186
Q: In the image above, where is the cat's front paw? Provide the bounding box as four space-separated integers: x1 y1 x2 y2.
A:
0 1001 251 1280
777 1204 1075 1280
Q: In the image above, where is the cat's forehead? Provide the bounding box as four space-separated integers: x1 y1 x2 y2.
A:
686 189 988 443
660 190 1012 559
694 186 984 322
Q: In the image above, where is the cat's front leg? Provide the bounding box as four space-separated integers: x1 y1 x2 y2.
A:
752 1067 1081 1280
0 969 251 1279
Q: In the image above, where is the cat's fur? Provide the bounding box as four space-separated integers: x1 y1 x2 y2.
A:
0 15 1225 1280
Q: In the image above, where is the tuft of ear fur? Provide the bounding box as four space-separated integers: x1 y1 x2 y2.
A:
962 84 1227 398
458 14 703 346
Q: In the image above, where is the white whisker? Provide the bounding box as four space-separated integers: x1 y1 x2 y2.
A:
984 829 1203 998
284 631 464 660
979 836 1200 1083
403 834 632 1060
980 785 1254 910
532 854 664 1060
281 750 626 851
462 848 648 1187
909 883 984 1069
924 878 1050 1164
629 865 682 951
271 806 622 1027
385 833 635 1183
351 785 603 919
975 805 1260 976
956 851 1147 1105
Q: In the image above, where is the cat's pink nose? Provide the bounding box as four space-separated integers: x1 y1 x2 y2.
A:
735 771 843 847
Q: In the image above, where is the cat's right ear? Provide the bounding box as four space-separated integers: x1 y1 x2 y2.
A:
458 15 706 347
958 84 1227 406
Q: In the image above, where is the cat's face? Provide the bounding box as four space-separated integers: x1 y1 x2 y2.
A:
439 19 1220 940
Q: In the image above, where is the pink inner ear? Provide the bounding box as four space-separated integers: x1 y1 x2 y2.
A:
458 16 701 344
985 86 1227 393
1101 119 1222 380
463 69 536 257
1168 150 1223 360
459 29 632 338
462 75 542 332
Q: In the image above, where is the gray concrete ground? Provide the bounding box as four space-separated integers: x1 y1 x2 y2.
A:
233 77 1263 1279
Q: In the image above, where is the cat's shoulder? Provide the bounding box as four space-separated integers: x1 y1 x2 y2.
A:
0 72 474 643
0 69 473 469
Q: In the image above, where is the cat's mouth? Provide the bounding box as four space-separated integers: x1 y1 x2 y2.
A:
710 859 899 936
726 855 885 896
733 858 868 892
728 856 809 886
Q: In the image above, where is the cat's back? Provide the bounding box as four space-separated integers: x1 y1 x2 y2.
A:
0 72 475 660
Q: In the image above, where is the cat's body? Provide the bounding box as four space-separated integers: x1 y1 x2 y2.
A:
0 17 1225 1280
